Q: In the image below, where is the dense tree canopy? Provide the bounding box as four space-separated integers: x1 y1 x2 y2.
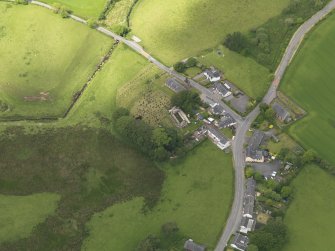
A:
224 32 247 53
171 90 202 115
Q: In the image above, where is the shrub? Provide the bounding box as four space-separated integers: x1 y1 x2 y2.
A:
87 19 98 29
223 32 247 53
173 62 186 73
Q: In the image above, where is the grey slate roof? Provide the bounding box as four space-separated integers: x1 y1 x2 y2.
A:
231 233 249 251
213 82 229 96
184 239 206 251
245 178 256 197
166 78 186 93
246 130 265 160
212 104 225 115
205 69 220 78
207 127 229 145
218 113 236 128
243 178 256 217
272 102 290 121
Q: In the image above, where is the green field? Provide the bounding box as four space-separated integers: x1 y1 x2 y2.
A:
0 193 60 243
281 13 335 165
40 0 107 18
199 46 271 99
283 166 335 251
105 0 136 28
0 3 112 119
83 140 234 250
130 0 290 65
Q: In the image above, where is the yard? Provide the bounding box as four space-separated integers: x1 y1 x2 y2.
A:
198 46 271 99
281 12 335 165
129 0 290 65
283 165 335 251
40 0 107 18
82 140 234 251
0 193 60 243
0 3 112 119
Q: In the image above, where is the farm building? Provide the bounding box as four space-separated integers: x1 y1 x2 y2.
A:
213 82 232 98
231 233 248 251
184 239 206 251
207 127 231 150
204 68 221 82
166 78 186 93
272 102 291 122
169 106 190 128
245 130 265 163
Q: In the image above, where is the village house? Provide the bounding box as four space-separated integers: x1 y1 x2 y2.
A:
213 82 232 98
184 239 206 251
207 127 231 150
216 113 237 128
165 78 186 93
204 68 221 82
242 178 256 218
201 95 217 108
272 102 291 123
239 217 256 234
245 130 265 163
211 103 225 115
231 233 249 251
169 106 190 128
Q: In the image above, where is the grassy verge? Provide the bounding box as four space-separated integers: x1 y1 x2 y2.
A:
82 140 234 250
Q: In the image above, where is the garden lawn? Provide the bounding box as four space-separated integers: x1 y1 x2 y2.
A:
283 165 335 251
129 0 290 65
199 46 270 99
281 13 335 165
0 193 60 243
40 0 107 19
0 3 111 119
83 140 234 251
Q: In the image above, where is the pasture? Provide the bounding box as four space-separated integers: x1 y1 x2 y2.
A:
40 0 107 18
281 13 335 165
0 3 112 119
129 0 290 65
0 193 60 243
83 140 234 250
0 127 164 250
283 166 335 251
105 0 136 28
199 46 271 99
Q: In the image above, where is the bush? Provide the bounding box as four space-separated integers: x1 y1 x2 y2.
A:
59 7 70 18
112 25 130 36
185 57 197 68
15 0 28 4
87 19 98 29
224 32 247 53
173 62 186 73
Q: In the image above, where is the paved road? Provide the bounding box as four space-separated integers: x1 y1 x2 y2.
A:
25 1 335 249
214 1 335 250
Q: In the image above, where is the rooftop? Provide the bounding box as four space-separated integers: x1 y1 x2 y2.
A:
205 69 220 78
184 239 206 251
166 78 186 93
207 126 229 145
231 233 249 251
212 103 225 115
218 113 236 128
213 82 230 96
272 102 290 121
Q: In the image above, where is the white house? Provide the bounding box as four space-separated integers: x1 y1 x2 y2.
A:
204 69 221 82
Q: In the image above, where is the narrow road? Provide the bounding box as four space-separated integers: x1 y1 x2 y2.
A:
214 1 335 250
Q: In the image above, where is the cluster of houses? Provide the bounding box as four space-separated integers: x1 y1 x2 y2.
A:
204 68 232 98
231 178 257 251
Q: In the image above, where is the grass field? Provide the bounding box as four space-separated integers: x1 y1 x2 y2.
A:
129 0 290 65
83 140 234 250
105 0 136 28
40 0 107 18
0 193 60 243
283 165 335 251
281 13 335 165
0 3 112 119
199 46 271 99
